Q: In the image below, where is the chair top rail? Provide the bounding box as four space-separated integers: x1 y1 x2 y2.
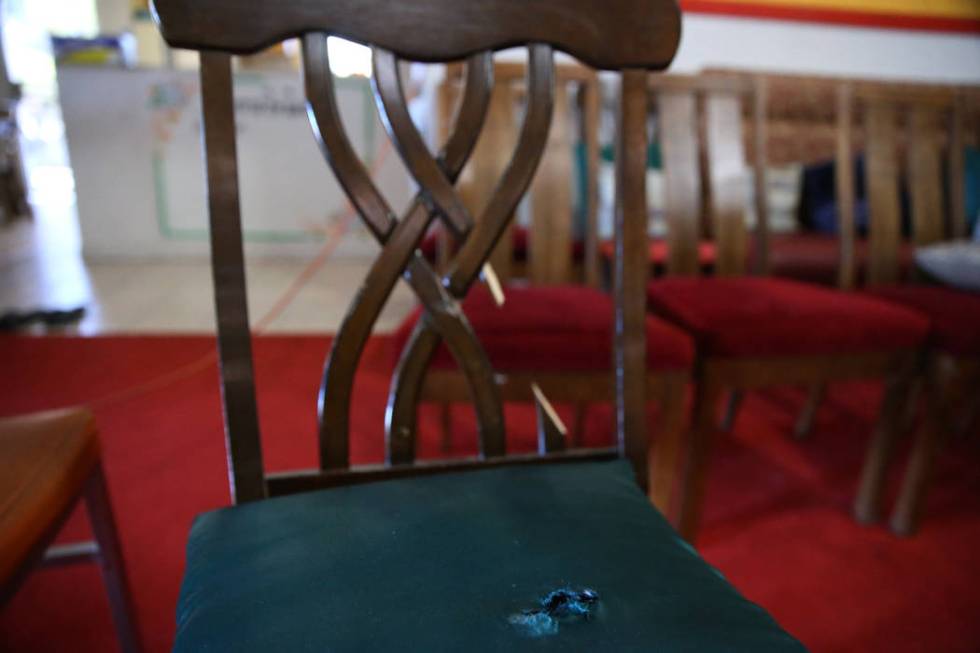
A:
150 0 680 71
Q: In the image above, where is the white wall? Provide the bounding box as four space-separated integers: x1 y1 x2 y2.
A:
673 13 980 83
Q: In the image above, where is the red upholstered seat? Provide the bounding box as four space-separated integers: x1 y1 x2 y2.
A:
392 285 694 372
600 239 717 270
646 277 930 358
865 285 980 356
419 226 584 264
766 233 915 286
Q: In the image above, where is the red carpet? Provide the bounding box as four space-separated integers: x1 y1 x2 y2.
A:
0 334 978 652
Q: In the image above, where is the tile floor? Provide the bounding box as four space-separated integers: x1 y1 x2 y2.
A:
0 206 417 335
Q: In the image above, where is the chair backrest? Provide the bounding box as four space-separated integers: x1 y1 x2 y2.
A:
653 75 766 277
836 86 973 289
439 61 602 286
151 0 681 503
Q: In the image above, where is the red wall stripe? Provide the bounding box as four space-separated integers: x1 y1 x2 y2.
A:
681 1 980 34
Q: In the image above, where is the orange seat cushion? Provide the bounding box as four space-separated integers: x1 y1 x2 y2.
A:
393 285 694 372
646 277 929 358
866 285 980 356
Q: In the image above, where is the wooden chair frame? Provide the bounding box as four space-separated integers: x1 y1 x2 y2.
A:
839 87 980 535
408 62 690 509
0 409 142 653
648 77 924 541
150 0 681 503
435 61 603 287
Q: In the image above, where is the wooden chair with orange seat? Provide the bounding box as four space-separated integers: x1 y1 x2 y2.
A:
643 75 933 542
392 62 695 511
837 86 980 535
0 408 142 652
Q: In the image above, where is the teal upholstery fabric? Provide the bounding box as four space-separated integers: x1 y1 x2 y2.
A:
174 460 805 652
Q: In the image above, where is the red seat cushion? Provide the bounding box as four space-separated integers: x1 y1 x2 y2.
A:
865 285 980 356
646 277 929 358
420 227 584 264
600 239 717 269
392 285 694 372
766 233 915 286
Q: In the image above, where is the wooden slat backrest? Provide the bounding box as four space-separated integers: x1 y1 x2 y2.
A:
529 80 575 284
151 0 680 503
705 91 750 276
864 100 903 286
440 61 601 285
453 80 519 281
658 90 702 276
844 88 965 288
654 76 758 277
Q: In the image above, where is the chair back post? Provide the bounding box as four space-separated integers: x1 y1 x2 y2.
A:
529 77 574 284
581 75 602 287
703 83 750 277
908 103 947 248
199 52 267 504
615 69 650 483
864 96 903 286
947 92 967 239
657 83 703 276
751 75 770 275
835 83 857 290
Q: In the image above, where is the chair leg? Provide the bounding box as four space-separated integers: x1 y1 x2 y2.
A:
648 379 686 519
853 372 913 525
718 390 743 432
676 377 723 543
572 401 588 448
890 394 943 536
793 384 826 441
891 361 974 535
439 402 452 454
84 462 143 653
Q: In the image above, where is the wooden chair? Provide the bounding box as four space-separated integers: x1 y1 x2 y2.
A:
0 408 142 652
150 1 805 650
644 76 932 542
392 63 693 511
843 87 980 535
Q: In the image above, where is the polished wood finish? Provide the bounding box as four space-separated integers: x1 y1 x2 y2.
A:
151 0 681 70
835 83 857 290
266 447 620 496
649 79 926 541
154 0 682 504
387 46 556 464
200 52 266 502
308 41 505 469
616 69 652 484
437 61 602 284
530 81 574 284
892 357 980 535
0 409 99 587
864 101 902 287
0 408 142 652
705 91 749 277
751 77 770 275
658 90 702 276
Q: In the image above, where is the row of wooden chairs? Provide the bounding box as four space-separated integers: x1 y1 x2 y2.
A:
399 63 979 541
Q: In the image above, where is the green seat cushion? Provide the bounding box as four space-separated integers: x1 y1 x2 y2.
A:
175 460 804 651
